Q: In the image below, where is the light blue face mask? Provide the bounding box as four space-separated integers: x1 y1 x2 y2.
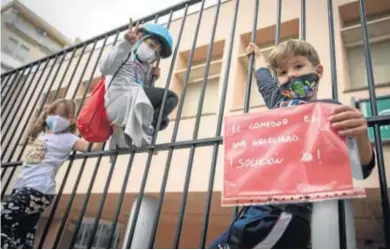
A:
136 42 157 63
46 115 70 133
130 36 159 64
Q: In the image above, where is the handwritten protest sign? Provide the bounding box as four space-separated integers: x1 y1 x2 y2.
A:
223 102 365 207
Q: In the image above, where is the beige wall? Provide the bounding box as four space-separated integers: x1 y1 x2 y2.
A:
1 0 390 205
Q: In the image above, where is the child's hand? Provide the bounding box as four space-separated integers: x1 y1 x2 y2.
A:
124 20 140 44
246 42 261 57
151 66 160 80
245 42 266 69
329 105 368 138
330 105 374 167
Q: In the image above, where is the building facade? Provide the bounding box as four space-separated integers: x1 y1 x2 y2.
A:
1 0 72 73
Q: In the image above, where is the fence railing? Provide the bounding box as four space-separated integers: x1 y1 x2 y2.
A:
1 0 389 248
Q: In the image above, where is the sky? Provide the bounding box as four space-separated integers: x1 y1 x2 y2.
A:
1 0 214 42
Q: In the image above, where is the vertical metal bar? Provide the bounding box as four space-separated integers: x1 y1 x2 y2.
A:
327 0 346 248
1 68 23 110
149 0 221 248
1 74 13 99
52 46 78 101
51 36 111 249
172 1 217 247
37 41 102 248
3 53 61 163
1 66 33 133
1 167 8 181
0 63 43 183
0 70 15 178
68 144 107 248
75 36 108 112
300 0 306 40
81 21 141 243
187 0 222 247
29 40 99 165
358 0 390 247
72 39 99 102
105 153 135 249
49 35 113 247
51 157 90 248
244 0 259 114
275 0 282 45
107 12 171 250
70 30 128 248
1 47 86 198
85 155 118 249
199 0 240 247
45 49 68 98
234 0 256 216
3 52 61 128
124 4 190 249
1 56 51 182
37 159 74 248
234 0 259 235
270 0 282 89
1 68 26 116
64 44 88 97
165 1 202 145
79 22 134 246
125 6 176 247
148 13 163 87
1 170 17 199
1 62 41 146
1 166 15 194
327 0 338 100
0 55 55 196
1 74 10 92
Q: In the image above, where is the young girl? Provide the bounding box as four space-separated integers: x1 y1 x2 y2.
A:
100 21 178 149
1 98 102 249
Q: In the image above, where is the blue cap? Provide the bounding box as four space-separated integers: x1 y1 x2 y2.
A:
140 23 173 58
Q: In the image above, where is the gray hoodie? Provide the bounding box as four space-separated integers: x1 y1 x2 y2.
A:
99 38 154 147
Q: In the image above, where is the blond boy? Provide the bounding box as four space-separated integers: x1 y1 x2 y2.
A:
209 40 375 249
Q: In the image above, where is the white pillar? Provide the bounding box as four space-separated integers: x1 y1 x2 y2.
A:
122 196 158 249
311 200 356 249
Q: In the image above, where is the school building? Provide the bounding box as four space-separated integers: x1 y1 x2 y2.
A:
1 0 389 248
1 0 74 73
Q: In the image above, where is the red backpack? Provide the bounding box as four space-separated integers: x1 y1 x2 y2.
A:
77 77 113 142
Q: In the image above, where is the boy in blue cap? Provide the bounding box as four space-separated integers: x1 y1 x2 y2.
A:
100 21 178 148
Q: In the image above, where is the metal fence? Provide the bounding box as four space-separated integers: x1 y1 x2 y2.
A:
1 0 389 248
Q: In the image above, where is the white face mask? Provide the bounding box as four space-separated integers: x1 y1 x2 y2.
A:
136 42 156 63
46 115 70 133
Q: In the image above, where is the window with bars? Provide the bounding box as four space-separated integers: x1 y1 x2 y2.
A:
2 36 19 56
1 36 30 62
173 40 225 118
340 5 390 90
73 219 121 249
15 44 30 62
346 40 390 89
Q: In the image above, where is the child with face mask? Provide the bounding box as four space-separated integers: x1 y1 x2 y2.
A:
208 40 376 249
1 99 102 249
99 21 178 149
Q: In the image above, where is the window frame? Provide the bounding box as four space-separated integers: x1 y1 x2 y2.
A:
73 218 121 249
344 39 390 91
1 36 30 62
